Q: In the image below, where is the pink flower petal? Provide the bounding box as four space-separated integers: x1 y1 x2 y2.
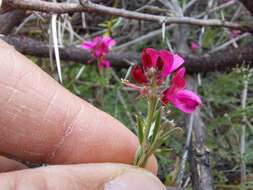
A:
173 90 201 113
103 36 116 48
161 86 174 105
141 48 159 69
81 36 116 58
169 54 184 73
94 42 109 57
176 67 186 78
131 65 148 84
157 50 174 78
191 42 200 50
81 41 96 50
93 36 103 43
171 67 186 90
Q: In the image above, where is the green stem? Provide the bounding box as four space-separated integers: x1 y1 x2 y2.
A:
136 129 161 167
136 150 147 167
145 97 157 139
134 96 158 167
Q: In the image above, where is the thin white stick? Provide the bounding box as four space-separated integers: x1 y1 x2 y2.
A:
240 75 249 184
57 15 63 47
52 14 63 83
81 12 86 28
15 14 36 34
196 0 236 19
114 25 174 51
183 0 198 12
75 65 85 80
209 33 250 53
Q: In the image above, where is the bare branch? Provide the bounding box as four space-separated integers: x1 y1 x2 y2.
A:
2 0 252 31
1 35 253 73
0 10 29 34
239 0 253 15
187 78 214 190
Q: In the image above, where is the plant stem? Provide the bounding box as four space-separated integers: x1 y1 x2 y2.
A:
134 96 158 167
136 138 158 167
145 96 157 137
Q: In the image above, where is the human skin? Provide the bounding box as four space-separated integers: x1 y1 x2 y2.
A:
0 40 166 190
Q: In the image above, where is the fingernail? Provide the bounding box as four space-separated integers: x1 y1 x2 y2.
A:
104 170 166 190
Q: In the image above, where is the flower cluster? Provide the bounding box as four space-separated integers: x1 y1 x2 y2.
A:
81 36 116 70
123 48 201 113
122 48 202 167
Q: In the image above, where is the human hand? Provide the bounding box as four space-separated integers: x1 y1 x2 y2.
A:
0 39 166 190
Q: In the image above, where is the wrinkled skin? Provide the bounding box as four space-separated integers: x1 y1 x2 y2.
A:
0 40 165 190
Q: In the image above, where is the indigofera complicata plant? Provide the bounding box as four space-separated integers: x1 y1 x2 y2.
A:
122 48 201 167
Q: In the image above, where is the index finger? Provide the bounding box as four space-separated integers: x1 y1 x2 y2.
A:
0 40 157 173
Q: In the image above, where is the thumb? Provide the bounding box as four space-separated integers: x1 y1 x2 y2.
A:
0 163 166 190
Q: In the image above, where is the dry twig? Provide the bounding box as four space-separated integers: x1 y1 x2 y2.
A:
1 36 253 73
2 0 252 31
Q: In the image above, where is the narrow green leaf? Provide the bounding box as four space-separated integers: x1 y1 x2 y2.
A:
159 127 183 145
155 148 172 154
150 109 161 144
136 115 144 144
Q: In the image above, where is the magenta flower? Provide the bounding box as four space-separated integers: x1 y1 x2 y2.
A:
172 90 202 113
131 65 148 84
81 36 116 71
161 68 202 113
191 41 200 50
132 48 184 85
124 48 201 113
81 36 116 58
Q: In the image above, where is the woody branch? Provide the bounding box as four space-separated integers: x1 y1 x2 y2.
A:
1 0 253 32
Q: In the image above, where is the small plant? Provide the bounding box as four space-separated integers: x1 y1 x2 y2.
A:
122 48 202 167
